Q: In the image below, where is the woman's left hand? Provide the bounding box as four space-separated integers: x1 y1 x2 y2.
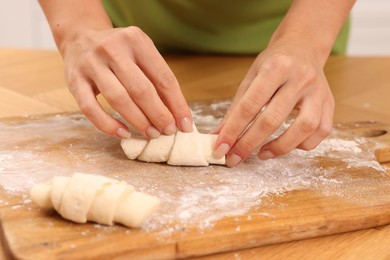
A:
212 42 334 167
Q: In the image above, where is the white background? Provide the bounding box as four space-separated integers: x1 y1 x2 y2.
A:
1 0 390 55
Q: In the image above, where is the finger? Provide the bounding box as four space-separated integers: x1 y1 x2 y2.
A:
209 121 224 134
91 65 162 138
107 59 177 136
257 95 322 160
297 93 334 150
209 55 268 137
115 26 192 132
133 38 193 132
228 52 282 114
209 104 234 134
224 62 260 123
211 69 259 136
213 66 288 159
225 82 298 167
70 79 132 138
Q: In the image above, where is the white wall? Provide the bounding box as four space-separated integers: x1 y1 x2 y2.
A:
0 0 390 55
347 0 390 55
0 0 56 49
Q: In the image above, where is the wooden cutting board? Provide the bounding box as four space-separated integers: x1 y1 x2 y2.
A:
1 100 390 259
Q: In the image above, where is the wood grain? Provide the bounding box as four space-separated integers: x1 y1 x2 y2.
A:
375 147 390 163
1 49 390 259
0 111 390 259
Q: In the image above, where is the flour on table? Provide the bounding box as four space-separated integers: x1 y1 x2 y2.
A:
0 101 388 233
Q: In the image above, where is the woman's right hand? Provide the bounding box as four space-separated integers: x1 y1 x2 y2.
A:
61 26 193 139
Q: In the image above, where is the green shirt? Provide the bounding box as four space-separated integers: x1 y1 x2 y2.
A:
102 0 349 54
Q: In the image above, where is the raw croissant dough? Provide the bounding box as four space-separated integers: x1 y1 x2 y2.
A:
30 173 160 228
121 128 225 166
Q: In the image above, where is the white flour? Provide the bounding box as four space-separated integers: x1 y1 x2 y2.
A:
0 100 388 234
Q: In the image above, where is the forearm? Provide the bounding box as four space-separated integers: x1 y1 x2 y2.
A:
38 0 113 55
269 0 355 65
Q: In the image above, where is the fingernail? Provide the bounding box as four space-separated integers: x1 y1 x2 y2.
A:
226 153 242 168
163 123 177 135
116 128 132 139
180 117 193 132
145 126 161 139
213 143 230 159
258 150 275 160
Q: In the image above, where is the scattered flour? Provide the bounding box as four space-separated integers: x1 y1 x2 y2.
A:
0 100 388 234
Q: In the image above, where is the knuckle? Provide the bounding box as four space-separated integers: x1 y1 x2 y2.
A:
79 99 96 118
261 110 282 132
129 83 150 99
270 53 294 72
126 26 144 36
151 111 172 128
65 72 80 93
104 89 128 108
318 124 333 139
260 59 277 73
171 102 190 118
158 71 178 90
298 65 317 82
124 26 148 44
239 97 260 119
96 39 117 59
93 28 145 60
80 50 96 67
79 51 101 75
94 37 125 63
235 139 256 157
300 142 318 151
299 118 319 134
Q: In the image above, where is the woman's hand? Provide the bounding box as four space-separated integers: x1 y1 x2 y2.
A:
212 0 354 167
38 0 192 139
63 26 193 139
213 42 334 167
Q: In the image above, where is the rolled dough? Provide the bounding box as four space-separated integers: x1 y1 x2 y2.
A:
51 176 70 212
114 191 161 228
87 181 130 225
121 137 148 159
121 126 226 166
60 173 109 223
138 134 175 162
30 183 52 209
30 173 160 228
167 131 209 166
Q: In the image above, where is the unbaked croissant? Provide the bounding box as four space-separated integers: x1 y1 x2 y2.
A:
121 131 226 166
30 173 160 228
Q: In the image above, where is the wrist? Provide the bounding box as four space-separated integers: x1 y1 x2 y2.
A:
268 28 332 67
268 0 355 67
52 21 113 57
38 0 114 57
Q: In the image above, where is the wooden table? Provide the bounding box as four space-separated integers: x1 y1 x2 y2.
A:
0 49 389 259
